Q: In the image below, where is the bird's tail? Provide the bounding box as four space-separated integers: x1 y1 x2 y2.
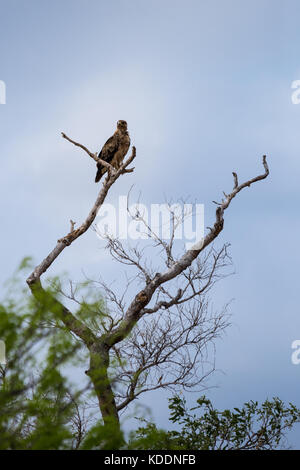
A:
95 165 104 183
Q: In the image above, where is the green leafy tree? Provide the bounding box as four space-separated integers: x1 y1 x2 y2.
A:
129 395 300 450
0 262 125 449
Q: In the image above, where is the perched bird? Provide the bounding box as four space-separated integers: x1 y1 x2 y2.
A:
95 120 130 182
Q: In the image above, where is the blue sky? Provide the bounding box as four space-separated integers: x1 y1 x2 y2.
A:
1 0 300 447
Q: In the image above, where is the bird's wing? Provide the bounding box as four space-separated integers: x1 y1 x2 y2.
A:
97 135 119 167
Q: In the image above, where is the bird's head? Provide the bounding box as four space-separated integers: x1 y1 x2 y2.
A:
117 120 128 132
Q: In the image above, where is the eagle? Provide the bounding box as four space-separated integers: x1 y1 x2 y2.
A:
95 120 130 182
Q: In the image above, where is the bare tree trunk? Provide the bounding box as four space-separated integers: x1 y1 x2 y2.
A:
86 342 120 429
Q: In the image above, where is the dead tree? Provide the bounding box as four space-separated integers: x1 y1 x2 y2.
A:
26 131 269 431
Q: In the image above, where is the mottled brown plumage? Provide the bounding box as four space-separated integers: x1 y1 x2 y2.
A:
95 120 130 182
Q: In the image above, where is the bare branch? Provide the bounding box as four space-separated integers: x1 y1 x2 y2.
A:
142 289 183 314
27 144 136 285
70 219 76 232
26 133 136 354
232 172 238 189
105 156 269 348
61 131 126 174
61 132 98 162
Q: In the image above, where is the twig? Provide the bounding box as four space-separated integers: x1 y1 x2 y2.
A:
61 132 98 162
70 219 76 232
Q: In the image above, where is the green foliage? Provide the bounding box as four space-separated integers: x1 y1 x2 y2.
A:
81 420 124 450
0 262 126 450
129 395 300 450
0 265 87 449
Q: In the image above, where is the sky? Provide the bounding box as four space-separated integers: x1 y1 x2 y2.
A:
1 0 300 447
